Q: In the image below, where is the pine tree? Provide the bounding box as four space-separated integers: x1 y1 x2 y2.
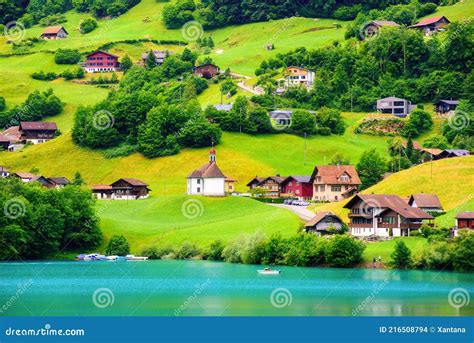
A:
72 171 85 186
391 241 412 269
120 55 133 72
145 51 158 69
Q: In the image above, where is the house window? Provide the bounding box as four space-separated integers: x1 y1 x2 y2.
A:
295 190 300 195
197 187 201 193
197 179 201 184
340 175 349 182
331 186 341 192
320 186 325 192
382 217 396 224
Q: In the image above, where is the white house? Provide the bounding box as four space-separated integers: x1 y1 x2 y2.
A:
281 66 315 89
187 149 226 196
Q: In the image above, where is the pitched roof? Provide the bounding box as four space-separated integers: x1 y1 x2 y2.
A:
20 122 57 131
194 63 219 69
246 177 266 187
214 104 233 112
48 177 70 185
86 50 118 58
401 140 423 150
444 149 470 156
344 194 433 219
1 126 21 141
92 185 113 190
456 212 474 219
378 96 408 102
42 26 67 35
305 211 342 228
13 172 36 179
310 165 361 185
437 100 459 105
408 194 442 209
410 16 450 28
282 176 312 184
188 162 226 179
0 134 11 142
422 148 443 156
118 178 149 186
370 20 400 27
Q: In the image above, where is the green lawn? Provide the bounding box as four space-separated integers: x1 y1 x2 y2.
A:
96 195 301 253
363 236 429 264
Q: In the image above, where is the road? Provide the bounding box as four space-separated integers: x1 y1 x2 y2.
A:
269 204 315 221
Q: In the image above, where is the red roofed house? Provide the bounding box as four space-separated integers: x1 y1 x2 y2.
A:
280 176 313 200
344 194 434 238
40 26 68 39
409 16 450 36
310 165 361 202
92 178 150 200
84 51 120 73
187 149 229 196
19 122 57 144
194 64 220 79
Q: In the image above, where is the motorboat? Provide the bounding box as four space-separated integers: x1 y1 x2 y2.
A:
257 267 281 275
126 255 149 261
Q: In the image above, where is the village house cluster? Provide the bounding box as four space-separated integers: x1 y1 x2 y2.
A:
0 168 70 188
0 121 58 151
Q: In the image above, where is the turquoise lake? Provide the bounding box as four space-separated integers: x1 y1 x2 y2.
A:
0 260 473 316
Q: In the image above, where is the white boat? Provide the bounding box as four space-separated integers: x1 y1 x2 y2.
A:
106 255 119 261
257 267 281 275
126 255 149 261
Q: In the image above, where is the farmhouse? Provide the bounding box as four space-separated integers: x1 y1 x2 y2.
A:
47 177 70 188
225 177 237 193
92 178 151 200
361 20 399 39
141 50 172 66
84 51 120 73
11 172 37 183
376 96 415 117
0 126 22 151
435 149 470 159
280 66 315 89
409 16 450 36
0 134 11 150
187 148 231 196
344 194 433 238
305 212 344 235
247 176 286 198
280 176 313 200
214 104 233 112
407 194 443 212
194 63 220 79
19 121 57 144
40 26 68 39
310 165 361 202
0 166 9 178
435 100 459 114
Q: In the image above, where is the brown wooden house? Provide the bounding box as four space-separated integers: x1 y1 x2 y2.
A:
456 212 474 231
409 16 450 36
194 63 220 79
19 121 57 144
305 212 344 235
435 100 459 114
247 176 286 198
92 178 150 200
310 165 361 202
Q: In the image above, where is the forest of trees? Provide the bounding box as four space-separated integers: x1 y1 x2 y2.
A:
0 178 102 260
162 0 457 29
0 0 140 26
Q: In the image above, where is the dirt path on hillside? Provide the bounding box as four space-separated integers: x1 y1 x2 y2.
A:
269 204 314 221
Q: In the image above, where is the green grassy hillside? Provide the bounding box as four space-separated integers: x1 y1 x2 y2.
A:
96 195 300 252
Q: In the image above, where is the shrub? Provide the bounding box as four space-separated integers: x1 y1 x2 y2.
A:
31 70 58 81
103 144 138 159
222 236 246 263
391 240 412 269
284 234 328 267
415 242 454 270
326 235 365 268
0 96 5 111
105 235 130 256
262 233 288 265
80 18 98 34
39 14 67 27
141 246 175 259
453 232 474 272
240 231 266 265
203 240 225 261
176 242 200 259
55 49 81 64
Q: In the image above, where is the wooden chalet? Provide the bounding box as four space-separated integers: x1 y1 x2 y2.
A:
247 176 286 198
194 63 220 79
84 51 120 73
141 50 172 66
434 149 470 160
409 16 450 36
456 212 474 231
344 194 434 238
407 194 443 212
305 212 344 235
92 178 150 200
435 100 459 114
11 172 37 183
361 20 399 39
40 26 68 39
19 121 57 144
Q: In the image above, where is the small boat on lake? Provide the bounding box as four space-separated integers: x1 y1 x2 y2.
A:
257 267 281 275
126 255 148 261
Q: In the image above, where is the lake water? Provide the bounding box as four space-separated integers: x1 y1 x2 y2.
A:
0 260 473 316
